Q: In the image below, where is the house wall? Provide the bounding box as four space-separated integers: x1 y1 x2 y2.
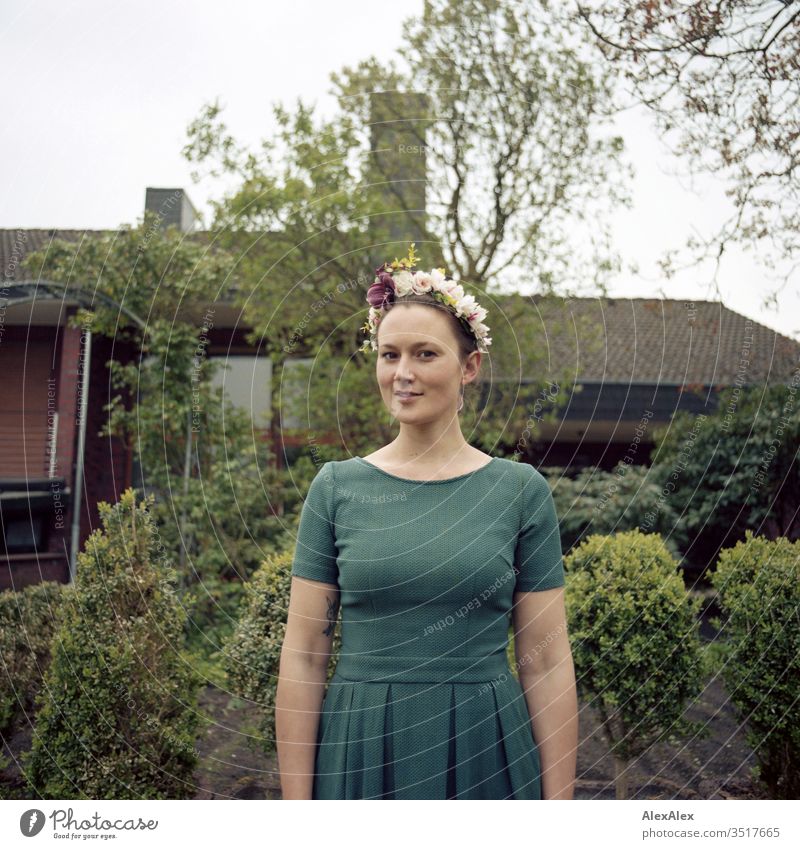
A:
0 322 134 590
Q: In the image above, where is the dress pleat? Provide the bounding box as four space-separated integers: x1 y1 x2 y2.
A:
313 673 542 800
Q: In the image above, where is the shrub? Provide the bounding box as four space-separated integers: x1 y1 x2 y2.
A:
542 464 684 559
565 528 705 798
709 530 800 799
23 489 204 799
223 550 341 756
0 582 65 736
648 383 800 570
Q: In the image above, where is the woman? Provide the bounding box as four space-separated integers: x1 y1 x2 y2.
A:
276 245 578 800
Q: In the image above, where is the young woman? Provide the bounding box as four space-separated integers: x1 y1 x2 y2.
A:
276 246 578 800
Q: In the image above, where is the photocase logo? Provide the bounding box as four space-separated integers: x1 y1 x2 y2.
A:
19 809 46 837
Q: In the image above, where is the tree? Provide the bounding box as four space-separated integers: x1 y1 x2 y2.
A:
181 0 630 458
565 529 705 799
575 0 800 300
710 531 800 799
21 216 294 661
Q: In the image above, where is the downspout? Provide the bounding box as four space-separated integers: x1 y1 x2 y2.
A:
68 324 91 583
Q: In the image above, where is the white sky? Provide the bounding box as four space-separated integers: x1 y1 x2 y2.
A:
3 0 798 341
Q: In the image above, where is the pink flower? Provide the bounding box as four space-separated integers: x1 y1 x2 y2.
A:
412 271 433 294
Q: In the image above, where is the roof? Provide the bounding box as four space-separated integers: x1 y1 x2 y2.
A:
2 228 797 387
527 294 798 386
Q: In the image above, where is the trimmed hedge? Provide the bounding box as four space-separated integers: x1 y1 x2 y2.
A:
23 489 203 799
223 550 341 755
0 581 65 736
565 528 705 798
709 530 800 799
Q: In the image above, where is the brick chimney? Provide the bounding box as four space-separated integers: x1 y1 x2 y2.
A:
144 187 200 232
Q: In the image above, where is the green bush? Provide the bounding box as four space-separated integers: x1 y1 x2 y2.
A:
182 573 247 680
23 489 204 799
223 550 341 756
542 464 684 559
709 530 800 799
0 581 64 736
565 528 705 799
648 384 800 570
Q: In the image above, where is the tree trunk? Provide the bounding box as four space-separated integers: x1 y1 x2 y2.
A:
613 753 629 800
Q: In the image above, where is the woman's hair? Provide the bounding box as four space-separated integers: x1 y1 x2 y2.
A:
377 292 481 411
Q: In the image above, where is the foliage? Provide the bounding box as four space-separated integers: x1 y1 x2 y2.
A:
333 0 631 292
576 0 800 294
541 463 685 559
564 529 706 799
648 383 800 570
709 531 800 799
20 215 299 644
0 582 65 735
222 550 341 757
24 489 204 799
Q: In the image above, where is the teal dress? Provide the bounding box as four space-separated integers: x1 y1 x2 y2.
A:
289 455 565 800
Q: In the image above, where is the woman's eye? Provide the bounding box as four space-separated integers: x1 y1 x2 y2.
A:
380 351 436 359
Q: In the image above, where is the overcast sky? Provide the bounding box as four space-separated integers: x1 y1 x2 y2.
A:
3 0 798 342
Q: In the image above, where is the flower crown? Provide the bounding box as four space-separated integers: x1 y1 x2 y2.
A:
358 243 492 354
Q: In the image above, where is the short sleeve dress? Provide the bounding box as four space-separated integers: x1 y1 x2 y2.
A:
289 455 565 800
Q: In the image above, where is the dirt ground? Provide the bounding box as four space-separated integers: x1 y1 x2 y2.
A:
188 668 766 801
1 671 765 801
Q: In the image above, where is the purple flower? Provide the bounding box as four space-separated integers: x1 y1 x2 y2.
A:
367 269 396 308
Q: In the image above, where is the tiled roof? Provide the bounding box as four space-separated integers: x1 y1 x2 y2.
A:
526 294 798 386
2 228 797 387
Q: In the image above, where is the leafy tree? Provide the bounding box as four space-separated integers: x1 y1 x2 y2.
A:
181 0 631 460
576 0 800 298
20 216 295 662
565 529 706 799
709 530 800 799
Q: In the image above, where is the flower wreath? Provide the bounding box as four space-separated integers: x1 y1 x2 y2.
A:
358 243 492 354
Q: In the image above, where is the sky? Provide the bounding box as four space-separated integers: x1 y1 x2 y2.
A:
3 0 798 341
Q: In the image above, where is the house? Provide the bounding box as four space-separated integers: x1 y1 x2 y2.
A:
2 101 799 591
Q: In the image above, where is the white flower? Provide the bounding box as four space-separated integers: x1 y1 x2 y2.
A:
460 294 478 314
429 268 446 286
393 270 414 295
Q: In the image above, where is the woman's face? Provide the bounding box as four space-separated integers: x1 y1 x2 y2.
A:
375 303 478 421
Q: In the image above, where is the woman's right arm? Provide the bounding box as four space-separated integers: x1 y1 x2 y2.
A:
275 575 340 800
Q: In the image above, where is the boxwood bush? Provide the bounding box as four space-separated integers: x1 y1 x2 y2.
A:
0 581 65 736
23 489 203 799
564 528 705 798
223 549 341 756
709 530 800 799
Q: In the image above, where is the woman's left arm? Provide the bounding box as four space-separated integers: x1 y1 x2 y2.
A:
512 585 578 800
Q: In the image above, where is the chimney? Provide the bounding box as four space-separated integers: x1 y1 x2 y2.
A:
367 91 429 257
144 187 200 233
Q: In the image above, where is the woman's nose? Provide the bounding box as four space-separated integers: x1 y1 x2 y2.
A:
394 357 415 379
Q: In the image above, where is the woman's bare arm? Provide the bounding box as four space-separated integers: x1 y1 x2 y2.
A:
275 575 340 800
512 585 578 799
